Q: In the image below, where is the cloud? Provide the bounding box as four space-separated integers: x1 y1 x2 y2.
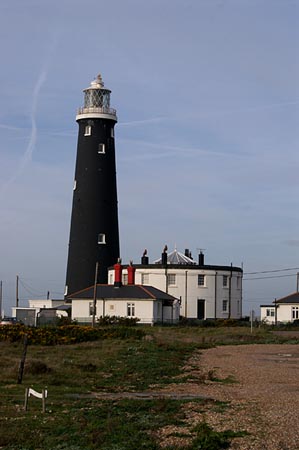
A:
118 116 168 127
0 32 59 196
283 240 299 248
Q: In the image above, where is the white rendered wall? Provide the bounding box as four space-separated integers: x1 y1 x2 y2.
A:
71 298 179 324
260 304 299 324
28 299 65 309
108 267 242 319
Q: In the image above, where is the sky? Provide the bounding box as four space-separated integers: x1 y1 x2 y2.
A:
0 0 298 316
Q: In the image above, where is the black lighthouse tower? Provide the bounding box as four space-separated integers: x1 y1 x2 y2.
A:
65 74 120 296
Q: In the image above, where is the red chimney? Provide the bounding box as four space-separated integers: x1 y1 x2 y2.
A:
127 263 136 285
114 262 122 287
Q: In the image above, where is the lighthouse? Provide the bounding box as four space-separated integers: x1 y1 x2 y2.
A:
65 74 120 296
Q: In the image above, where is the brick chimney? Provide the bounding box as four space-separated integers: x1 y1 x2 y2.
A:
114 260 122 287
127 262 136 285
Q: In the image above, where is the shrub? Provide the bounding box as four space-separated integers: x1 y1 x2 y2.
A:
0 324 144 345
97 316 140 326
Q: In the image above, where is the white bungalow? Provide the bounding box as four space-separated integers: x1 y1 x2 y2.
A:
260 292 299 324
67 263 180 325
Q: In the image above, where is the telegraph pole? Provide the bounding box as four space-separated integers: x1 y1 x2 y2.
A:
92 262 99 328
0 281 2 318
16 275 19 308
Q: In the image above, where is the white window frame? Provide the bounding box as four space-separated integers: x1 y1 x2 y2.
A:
292 306 299 320
84 125 92 136
141 273 149 285
266 308 275 317
89 302 95 316
98 233 106 244
98 143 105 154
198 274 205 287
127 303 135 317
222 299 228 312
167 274 176 286
122 273 128 285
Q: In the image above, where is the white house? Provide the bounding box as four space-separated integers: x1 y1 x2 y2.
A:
108 248 243 320
260 292 299 324
67 264 180 325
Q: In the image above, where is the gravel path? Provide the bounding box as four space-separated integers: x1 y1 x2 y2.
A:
161 344 299 450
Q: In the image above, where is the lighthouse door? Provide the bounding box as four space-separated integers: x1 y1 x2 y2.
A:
197 299 205 320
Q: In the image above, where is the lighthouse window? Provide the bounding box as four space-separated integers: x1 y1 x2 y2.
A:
98 233 106 244
73 180 77 191
84 125 92 136
111 128 114 138
98 143 105 154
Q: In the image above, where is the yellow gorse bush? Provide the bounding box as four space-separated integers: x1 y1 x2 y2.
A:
0 324 144 345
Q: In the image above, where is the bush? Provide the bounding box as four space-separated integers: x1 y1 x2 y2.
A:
0 324 144 345
96 316 140 326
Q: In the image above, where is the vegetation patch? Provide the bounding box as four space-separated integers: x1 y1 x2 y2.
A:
0 324 145 345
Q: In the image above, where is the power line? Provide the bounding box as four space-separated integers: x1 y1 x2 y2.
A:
244 267 299 275
243 273 296 281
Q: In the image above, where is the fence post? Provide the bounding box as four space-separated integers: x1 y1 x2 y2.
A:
24 387 29 411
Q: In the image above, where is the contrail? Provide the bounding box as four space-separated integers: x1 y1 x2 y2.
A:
0 33 59 196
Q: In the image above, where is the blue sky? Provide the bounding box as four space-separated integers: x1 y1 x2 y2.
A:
0 0 298 315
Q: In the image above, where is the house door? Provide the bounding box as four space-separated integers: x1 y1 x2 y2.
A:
197 299 205 320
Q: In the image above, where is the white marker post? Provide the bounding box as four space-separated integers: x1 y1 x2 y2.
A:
24 388 48 413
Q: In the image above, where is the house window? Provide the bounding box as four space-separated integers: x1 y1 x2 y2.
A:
84 125 92 136
109 305 115 311
98 233 106 244
127 303 135 317
141 273 149 285
222 300 228 312
122 273 128 285
292 307 299 320
109 273 113 284
98 143 105 154
89 302 95 316
266 309 275 317
198 274 205 286
223 275 228 287
167 274 176 286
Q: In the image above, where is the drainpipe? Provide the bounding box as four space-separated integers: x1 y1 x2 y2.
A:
185 270 188 317
228 264 232 319
214 272 217 319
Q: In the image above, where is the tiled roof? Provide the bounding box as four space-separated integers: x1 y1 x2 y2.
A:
276 292 299 304
67 284 178 302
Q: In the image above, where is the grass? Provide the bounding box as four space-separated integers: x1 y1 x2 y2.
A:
0 324 297 449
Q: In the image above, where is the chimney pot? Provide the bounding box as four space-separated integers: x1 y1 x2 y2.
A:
114 262 122 287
